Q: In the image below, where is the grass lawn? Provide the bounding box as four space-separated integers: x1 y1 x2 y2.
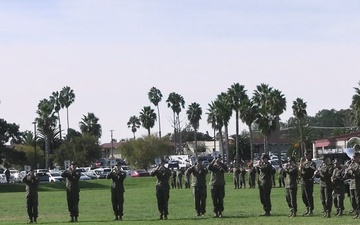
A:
0 174 358 225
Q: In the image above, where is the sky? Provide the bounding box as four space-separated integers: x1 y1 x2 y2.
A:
1 0 360 144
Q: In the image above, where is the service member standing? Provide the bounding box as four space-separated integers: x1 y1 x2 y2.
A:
257 154 273 216
185 158 208 216
345 158 357 214
331 158 345 216
22 169 39 224
61 161 81 222
107 162 127 220
171 169 177 189
299 150 316 216
150 159 172 220
284 157 298 217
314 155 334 218
232 165 240 189
248 164 256 188
176 169 183 189
344 145 360 218
278 165 285 188
208 157 228 218
240 165 246 189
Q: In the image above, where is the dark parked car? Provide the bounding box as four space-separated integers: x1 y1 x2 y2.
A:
131 169 150 177
37 172 50 183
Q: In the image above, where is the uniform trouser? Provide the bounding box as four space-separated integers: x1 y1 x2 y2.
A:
355 188 360 212
272 176 276 187
286 188 297 212
156 187 169 216
66 190 79 217
350 189 357 211
111 191 124 216
211 186 225 214
320 186 333 212
177 178 183 189
26 196 38 219
240 176 246 188
233 177 240 188
301 183 314 211
278 178 285 187
171 179 176 189
249 177 256 188
193 186 207 214
259 186 272 212
185 179 190 189
332 188 344 211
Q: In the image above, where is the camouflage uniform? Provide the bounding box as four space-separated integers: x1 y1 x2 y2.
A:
240 166 246 188
345 160 360 218
278 167 285 188
331 163 345 216
176 169 183 189
345 160 357 214
171 169 177 189
300 159 316 216
208 159 228 218
257 159 273 216
150 164 171 220
22 172 39 223
284 162 298 217
61 168 81 222
232 166 240 189
315 160 334 218
248 166 256 188
185 162 208 215
107 168 127 220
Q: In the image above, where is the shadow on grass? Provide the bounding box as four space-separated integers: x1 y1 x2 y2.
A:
0 180 109 193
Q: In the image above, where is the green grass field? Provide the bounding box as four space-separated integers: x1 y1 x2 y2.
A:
0 174 359 225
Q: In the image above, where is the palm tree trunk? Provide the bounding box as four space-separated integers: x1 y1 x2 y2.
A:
133 132 136 139
148 129 150 137
178 115 182 154
276 117 281 162
173 112 177 154
66 107 70 137
45 136 50 169
224 124 230 165
58 112 62 140
157 105 161 138
235 110 240 166
249 125 254 160
194 129 197 158
213 128 216 151
264 135 269 154
219 128 224 157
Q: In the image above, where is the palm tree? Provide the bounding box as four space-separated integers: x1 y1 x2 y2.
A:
227 83 247 166
127 116 141 139
36 98 57 169
49 91 63 140
139 106 157 136
186 102 202 157
166 92 185 153
292 98 308 157
60 86 75 136
239 95 258 160
148 87 163 138
351 81 360 129
207 101 224 157
215 93 232 163
79 112 102 139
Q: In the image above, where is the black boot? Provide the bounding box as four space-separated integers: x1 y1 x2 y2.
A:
325 211 331 218
288 210 293 217
74 216 78 222
28 218 33 224
307 209 313 216
69 216 74 222
33 217 37 223
335 208 339 216
114 215 118 221
338 209 343 216
301 208 309 216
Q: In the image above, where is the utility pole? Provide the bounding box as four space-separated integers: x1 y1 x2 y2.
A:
32 121 37 169
110 130 115 158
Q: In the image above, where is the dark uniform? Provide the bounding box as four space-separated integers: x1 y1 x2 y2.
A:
345 159 357 214
315 157 334 218
171 169 177 189
248 165 256 188
185 161 208 216
278 166 285 188
22 170 39 223
240 166 246 188
176 169 183 189
331 159 345 216
184 170 191 189
345 157 360 218
208 158 228 218
300 152 316 216
150 162 171 220
284 158 298 217
107 165 127 220
232 166 240 189
61 162 81 222
257 154 273 216
271 166 276 187
5 168 10 184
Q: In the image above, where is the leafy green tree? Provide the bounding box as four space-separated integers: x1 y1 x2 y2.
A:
119 136 172 169
54 134 101 167
239 95 258 160
351 81 360 129
207 101 224 157
227 83 247 166
79 112 102 139
0 119 25 166
166 92 185 153
127 116 141 139
60 86 75 136
49 91 63 139
186 102 202 157
148 87 163 138
14 144 45 169
36 98 58 169
139 106 157 136
270 89 287 159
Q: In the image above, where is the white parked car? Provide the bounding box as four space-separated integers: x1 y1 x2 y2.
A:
80 173 91 181
47 172 64 182
121 166 132 176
